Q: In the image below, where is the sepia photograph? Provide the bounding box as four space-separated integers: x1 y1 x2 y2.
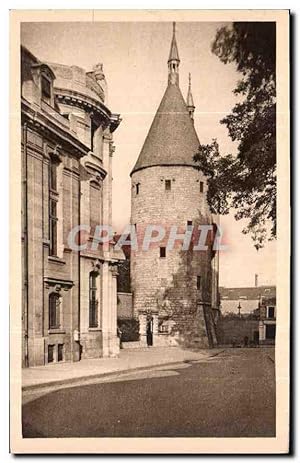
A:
10 9 290 454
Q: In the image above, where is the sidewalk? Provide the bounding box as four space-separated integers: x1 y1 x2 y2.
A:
22 346 223 392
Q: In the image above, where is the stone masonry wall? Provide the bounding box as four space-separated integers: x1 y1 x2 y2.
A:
131 165 217 347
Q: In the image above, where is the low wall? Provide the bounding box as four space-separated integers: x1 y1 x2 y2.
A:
217 317 259 345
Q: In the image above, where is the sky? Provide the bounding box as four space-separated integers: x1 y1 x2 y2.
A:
21 21 276 288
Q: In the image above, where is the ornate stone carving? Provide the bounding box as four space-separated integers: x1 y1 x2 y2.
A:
93 63 105 82
109 264 119 277
91 259 102 274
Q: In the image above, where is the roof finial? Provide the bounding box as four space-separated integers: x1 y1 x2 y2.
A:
186 72 195 120
168 22 180 85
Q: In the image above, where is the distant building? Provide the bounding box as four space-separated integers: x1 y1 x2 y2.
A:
21 46 122 367
220 285 276 315
218 285 276 346
130 24 219 348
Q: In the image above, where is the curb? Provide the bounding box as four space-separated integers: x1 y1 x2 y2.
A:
22 349 224 394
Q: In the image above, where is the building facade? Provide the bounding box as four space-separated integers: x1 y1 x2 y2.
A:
130 24 219 348
258 295 276 345
21 46 122 367
220 285 276 315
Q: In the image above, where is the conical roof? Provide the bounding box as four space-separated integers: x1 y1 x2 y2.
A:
131 83 200 175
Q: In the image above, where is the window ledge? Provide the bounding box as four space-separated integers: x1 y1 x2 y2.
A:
48 256 66 265
88 327 101 332
48 329 66 335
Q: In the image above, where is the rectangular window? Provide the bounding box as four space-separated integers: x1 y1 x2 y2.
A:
57 344 64 362
266 324 276 339
48 345 54 363
49 198 58 256
200 181 204 193
41 76 51 100
160 247 166 258
90 118 97 152
49 293 60 329
165 180 171 191
89 272 98 327
187 220 193 230
268 306 275 318
197 275 201 290
49 161 57 191
136 183 140 195
90 182 101 236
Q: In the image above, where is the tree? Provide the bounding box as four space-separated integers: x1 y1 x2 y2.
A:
194 22 276 249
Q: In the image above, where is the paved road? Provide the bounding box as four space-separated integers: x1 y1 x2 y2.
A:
22 348 275 438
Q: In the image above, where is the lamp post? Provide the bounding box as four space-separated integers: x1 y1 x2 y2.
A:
238 301 242 318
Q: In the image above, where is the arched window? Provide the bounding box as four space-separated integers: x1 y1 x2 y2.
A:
89 272 98 328
49 293 60 329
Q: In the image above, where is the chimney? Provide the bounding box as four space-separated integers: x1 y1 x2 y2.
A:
255 274 258 287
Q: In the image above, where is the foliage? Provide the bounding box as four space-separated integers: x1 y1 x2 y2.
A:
117 317 140 342
194 22 276 249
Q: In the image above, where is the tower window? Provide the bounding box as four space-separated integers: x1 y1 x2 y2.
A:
136 183 140 195
160 247 166 258
187 220 193 228
200 181 204 193
165 180 171 191
197 275 201 290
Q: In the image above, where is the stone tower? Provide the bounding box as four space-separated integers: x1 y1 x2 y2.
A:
130 23 218 348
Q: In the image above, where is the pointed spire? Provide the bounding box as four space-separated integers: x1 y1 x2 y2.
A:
168 22 180 85
168 22 180 63
186 73 195 120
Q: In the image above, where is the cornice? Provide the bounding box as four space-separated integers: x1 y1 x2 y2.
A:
54 88 111 126
84 159 107 180
21 98 90 159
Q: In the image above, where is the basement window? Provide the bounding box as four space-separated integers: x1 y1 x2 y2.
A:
165 180 171 191
48 344 55 363
57 344 64 362
160 247 166 258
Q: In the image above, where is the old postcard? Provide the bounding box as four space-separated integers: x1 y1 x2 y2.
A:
10 9 290 454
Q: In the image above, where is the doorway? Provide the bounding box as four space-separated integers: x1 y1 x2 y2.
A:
266 324 276 340
146 317 153 347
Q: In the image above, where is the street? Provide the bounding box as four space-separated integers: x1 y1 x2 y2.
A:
22 348 275 438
